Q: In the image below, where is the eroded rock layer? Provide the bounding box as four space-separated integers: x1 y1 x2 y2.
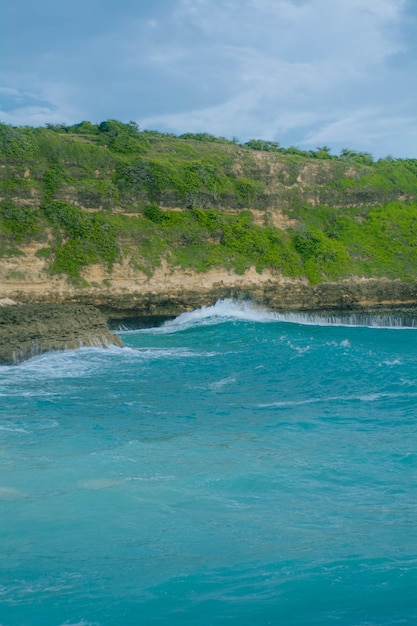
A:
2 272 417 363
0 304 123 365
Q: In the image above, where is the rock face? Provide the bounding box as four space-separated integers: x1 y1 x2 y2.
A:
38 274 416 324
0 304 123 365
89 276 417 321
2 244 417 321
1 267 417 364
2 254 417 319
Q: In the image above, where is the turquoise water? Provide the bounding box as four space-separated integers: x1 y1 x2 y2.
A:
0 300 416 625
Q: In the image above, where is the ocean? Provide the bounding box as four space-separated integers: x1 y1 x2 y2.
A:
0 299 416 625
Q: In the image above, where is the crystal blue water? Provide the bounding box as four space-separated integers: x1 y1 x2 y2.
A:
0 300 416 626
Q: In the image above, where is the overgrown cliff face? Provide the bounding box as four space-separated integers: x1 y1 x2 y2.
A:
1 121 417 313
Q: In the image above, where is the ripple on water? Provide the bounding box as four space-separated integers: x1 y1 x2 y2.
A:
0 305 416 625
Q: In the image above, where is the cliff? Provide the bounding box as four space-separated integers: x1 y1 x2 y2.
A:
1 252 417 318
1 120 417 347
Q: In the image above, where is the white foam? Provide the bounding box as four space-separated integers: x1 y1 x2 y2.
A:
0 344 126 378
59 621 97 626
0 425 28 433
136 347 212 359
166 299 274 326
383 358 402 366
137 299 417 332
259 390 417 408
212 376 236 389
127 300 267 335
198 376 237 391
285 341 311 355
78 478 123 490
0 486 27 500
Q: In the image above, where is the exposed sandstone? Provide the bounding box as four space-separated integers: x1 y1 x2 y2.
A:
2 248 417 319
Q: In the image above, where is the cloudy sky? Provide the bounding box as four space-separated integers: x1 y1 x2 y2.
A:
1 0 416 158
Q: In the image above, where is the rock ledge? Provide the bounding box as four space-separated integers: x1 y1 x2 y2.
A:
0 304 123 365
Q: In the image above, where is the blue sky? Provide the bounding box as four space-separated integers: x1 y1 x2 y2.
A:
1 0 416 158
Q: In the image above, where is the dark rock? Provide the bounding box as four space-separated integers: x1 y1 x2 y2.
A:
0 304 123 365
55 278 417 321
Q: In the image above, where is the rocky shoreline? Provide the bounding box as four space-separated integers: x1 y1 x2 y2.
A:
85 276 417 321
1 275 417 364
0 304 122 365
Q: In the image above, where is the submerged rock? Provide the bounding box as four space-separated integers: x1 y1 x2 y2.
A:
0 304 123 365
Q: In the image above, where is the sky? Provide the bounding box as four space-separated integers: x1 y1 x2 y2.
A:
1 0 416 158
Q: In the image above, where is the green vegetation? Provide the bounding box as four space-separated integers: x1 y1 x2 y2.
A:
0 200 42 242
43 202 119 277
0 120 416 283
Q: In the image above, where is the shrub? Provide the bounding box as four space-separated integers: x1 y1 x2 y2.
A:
43 202 119 276
143 204 166 224
52 239 98 276
43 165 65 203
292 227 349 283
0 200 40 241
98 120 149 154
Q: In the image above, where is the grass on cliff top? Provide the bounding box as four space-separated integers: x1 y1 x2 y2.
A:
1 121 416 216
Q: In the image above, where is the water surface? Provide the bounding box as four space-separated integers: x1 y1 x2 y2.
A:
1 300 416 625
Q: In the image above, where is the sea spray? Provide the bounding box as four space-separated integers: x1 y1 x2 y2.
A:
158 299 417 331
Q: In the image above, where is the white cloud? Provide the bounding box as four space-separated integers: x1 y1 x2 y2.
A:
138 0 415 157
0 106 64 127
302 109 417 157
1 0 415 157
0 80 82 127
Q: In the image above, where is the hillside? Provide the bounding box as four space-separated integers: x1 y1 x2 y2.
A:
1 120 417 318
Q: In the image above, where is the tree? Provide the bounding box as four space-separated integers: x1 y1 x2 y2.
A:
97 120 148 154
70 121 99 135
244 139 280 152
314 146 332 159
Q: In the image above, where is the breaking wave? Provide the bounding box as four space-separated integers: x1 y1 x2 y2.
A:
145 299 417 332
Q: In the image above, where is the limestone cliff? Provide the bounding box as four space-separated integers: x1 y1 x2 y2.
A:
1 246 417 320
2 245 417 365
1 121 417 354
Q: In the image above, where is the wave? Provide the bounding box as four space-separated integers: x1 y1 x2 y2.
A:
0 486 27 500
259 390 417 408
0 424 28 433
138 299 417 333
